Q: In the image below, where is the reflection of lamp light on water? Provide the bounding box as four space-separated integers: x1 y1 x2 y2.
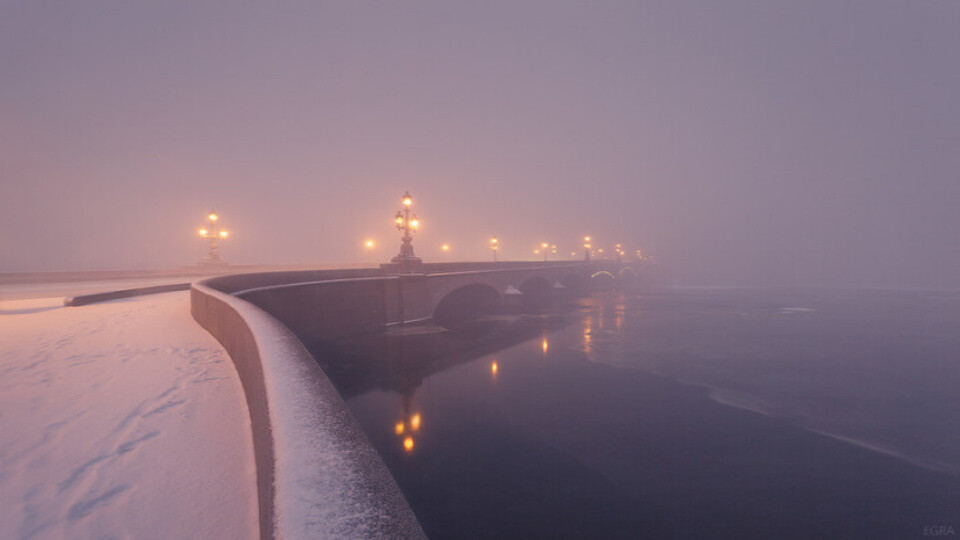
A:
541 338 549 355
584 317 593 353
395 411 422 453
491 360 498 377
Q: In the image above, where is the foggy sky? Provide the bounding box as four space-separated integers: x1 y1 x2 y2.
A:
2 1 958 287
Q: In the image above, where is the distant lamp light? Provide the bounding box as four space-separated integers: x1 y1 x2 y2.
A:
410 413 421 431
403 436 415 452
365 239 376 249
395 422 405 435
491 360 498 376
391 191 422 271
198 210 228 265
441 244 450 251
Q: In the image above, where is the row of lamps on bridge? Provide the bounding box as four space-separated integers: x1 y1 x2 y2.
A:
194 192 646 266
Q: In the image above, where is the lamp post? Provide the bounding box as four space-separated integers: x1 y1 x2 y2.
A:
198 211 229 265
583 236 592 262
490 236 500 262
391 191 422 272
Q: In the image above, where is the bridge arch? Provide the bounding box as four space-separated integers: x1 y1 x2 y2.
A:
560 273 585 295
433 283 502 328
519 276 552 311
590 270 616 291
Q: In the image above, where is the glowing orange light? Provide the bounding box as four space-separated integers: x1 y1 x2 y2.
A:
199 229 208 236
219 230 229 238
410 219 420 228
441 244 450 251
491 360 498 375
208 213 218 221
410 413 421 431
395 422 405 435
541 338 549 354
402 196 412 206
584 236 591 242
365 239 375 248
395 216 404 225
403 436 414 452
490 237 498 244
541 242 549 248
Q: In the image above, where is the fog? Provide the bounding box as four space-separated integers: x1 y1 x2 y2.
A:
2 1 958 287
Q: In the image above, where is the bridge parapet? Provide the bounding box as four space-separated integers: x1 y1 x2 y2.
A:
205 260 642 346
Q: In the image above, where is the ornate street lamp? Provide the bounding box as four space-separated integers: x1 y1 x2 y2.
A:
391 191 422 272
198 211 229 265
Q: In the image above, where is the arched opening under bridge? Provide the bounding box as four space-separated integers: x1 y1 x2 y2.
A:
519 276 553 312
433 283 502 329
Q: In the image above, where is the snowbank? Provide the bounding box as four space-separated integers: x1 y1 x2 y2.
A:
191 280 424 539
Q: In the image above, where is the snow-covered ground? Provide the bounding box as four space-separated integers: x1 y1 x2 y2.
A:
0 290 257 539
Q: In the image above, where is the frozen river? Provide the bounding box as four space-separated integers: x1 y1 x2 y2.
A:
315 288 960 538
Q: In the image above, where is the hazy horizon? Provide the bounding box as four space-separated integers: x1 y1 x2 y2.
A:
3 1 958 288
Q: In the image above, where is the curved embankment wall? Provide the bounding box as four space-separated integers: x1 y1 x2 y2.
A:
190 279 424 540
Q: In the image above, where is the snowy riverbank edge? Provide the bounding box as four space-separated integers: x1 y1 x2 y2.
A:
190 280 425 539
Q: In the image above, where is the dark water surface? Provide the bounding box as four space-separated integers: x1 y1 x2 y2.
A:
310 288 960 539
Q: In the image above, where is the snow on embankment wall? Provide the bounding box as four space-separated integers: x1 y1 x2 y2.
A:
190 280 425 540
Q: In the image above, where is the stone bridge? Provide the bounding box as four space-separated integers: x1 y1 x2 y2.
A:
203 260 642 347
188 259 644 538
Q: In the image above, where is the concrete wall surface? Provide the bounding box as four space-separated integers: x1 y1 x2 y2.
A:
190 281 425 540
